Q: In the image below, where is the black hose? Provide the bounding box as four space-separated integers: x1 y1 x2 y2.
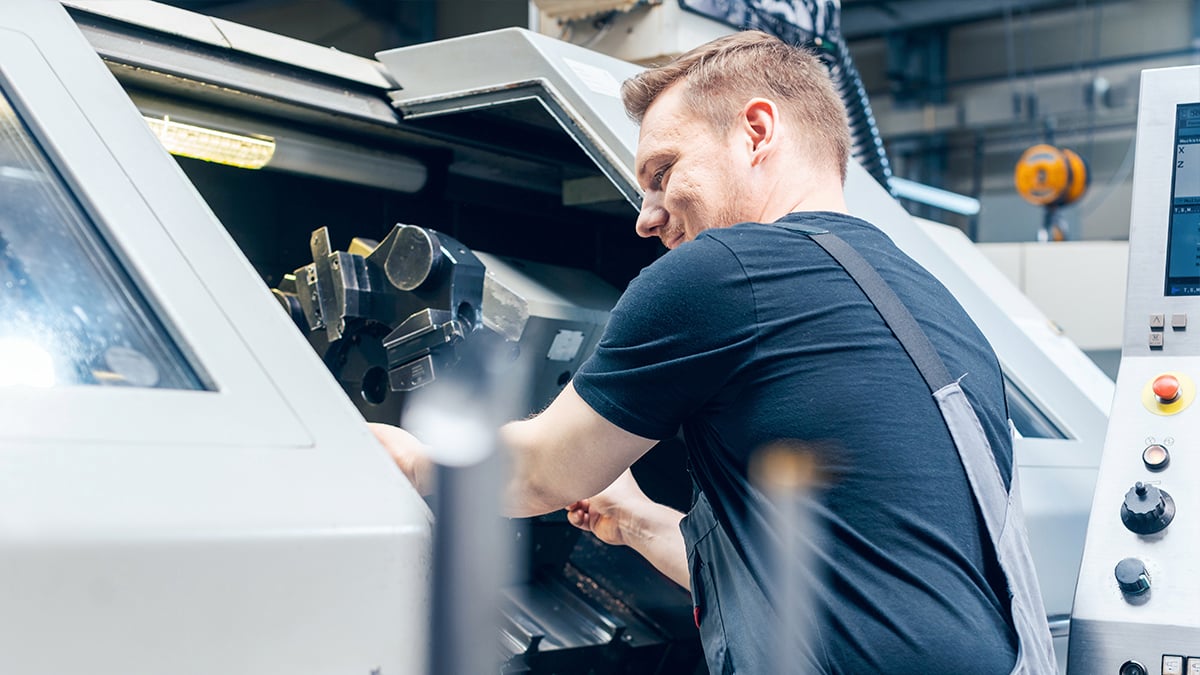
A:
816 32 894 192
698 0 895 192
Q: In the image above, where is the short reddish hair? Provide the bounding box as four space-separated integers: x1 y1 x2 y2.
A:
621 30 850 182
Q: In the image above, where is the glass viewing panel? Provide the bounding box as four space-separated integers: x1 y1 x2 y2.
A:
1165 102 1200 296
1003 374 1067 440
0 83 205 389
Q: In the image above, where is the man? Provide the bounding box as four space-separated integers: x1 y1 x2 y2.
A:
373 30 1026 673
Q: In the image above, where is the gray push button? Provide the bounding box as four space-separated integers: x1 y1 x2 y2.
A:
1151 313 1166 330
1150 332 1164 349
1162 654 1183 675
1187 656 1200 675
1172 313 1188 330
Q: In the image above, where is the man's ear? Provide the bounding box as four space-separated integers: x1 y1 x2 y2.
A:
741 98 779 165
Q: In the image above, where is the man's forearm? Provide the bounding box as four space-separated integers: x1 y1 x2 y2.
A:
621 502 689 588
497 385 658 518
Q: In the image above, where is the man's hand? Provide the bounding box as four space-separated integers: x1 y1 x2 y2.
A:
566 468 690 588
369 422 435 496
566 469 653 547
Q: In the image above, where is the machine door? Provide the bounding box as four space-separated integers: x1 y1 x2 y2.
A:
0 3 430 674
379 28 645 209
0 7 310 447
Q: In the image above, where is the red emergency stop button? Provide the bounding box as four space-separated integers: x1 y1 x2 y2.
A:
1153 374 1182 403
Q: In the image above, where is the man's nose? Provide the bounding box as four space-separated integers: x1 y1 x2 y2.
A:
635 193 666 239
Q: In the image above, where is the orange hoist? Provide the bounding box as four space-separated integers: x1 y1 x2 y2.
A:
1014 143 1089 241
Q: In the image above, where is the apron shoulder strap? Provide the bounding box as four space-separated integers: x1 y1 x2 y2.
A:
778 221 954 394
777 220 1056 673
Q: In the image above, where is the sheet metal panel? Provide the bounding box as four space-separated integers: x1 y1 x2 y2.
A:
0 3 431 673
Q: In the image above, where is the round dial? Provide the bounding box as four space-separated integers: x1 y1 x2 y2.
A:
1114 558 1151 595
1120 482 1175 535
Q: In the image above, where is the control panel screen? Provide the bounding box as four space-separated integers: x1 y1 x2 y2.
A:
1165 102 1200 295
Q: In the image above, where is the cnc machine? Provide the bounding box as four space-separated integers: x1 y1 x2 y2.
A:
1068 65 1200 675
0 1 1120 672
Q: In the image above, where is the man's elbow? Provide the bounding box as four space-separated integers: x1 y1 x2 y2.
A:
507 472 576 519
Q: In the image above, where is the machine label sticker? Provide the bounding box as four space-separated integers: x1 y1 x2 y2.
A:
547 330 585 361
563 58 621 99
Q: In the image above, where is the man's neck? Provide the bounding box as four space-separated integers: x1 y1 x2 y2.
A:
783 190 849 217
751 162 849 223
759 183 848 222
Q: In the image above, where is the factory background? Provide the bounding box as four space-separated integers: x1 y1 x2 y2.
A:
145 0 1190 379
149 0 1186 238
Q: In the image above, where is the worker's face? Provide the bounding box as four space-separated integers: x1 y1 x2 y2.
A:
633 85 753 249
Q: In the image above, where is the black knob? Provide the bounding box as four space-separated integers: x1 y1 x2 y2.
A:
1119 660 1147 675
1114 558 1151 595
1121 482 1175 535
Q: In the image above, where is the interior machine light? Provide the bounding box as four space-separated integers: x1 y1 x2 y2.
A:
0 337 55 388
144 115 275 169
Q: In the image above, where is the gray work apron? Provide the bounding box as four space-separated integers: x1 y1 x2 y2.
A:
679 222 1057 674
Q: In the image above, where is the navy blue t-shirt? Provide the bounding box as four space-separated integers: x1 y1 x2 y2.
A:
574 212 1018 673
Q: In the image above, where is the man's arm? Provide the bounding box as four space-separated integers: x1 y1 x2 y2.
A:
566 469 689 588
370 382 689 585
369 381 658 516
499 381 657 517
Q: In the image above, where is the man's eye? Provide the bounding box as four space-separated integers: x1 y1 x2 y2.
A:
653 167 668 187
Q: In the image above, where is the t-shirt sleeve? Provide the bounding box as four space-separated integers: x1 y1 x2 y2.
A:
573 235 757 440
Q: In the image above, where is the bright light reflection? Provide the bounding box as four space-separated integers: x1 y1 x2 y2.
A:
405 384 494 467
0 337 56 387
144 116 275 170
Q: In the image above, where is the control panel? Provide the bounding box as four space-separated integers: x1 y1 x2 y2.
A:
1067 67 1200 674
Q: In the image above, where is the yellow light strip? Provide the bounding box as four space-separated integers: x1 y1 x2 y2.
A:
144 115 275 169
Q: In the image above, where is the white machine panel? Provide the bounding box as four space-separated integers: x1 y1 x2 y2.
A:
1068 66 1200 675
0 3 431 674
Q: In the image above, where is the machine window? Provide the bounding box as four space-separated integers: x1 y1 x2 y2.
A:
1164 102 1200 296
1004 374 1068 440
0 84 205 390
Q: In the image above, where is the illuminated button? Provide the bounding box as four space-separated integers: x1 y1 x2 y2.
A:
1154 374 1182 403
1163 655 1183 675
1150 332 1164 349
1172 313 1188 330
1143 444 1170 471
1151 313 1166 330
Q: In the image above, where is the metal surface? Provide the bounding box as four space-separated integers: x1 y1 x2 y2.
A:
378 28 645 208
275 225 618 425
66 5 402 129
0 3 431 674
62 0 396 88
1067 66 1200 674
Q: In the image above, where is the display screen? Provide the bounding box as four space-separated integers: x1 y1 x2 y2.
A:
1164 102 1200 296
0 83 206 389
